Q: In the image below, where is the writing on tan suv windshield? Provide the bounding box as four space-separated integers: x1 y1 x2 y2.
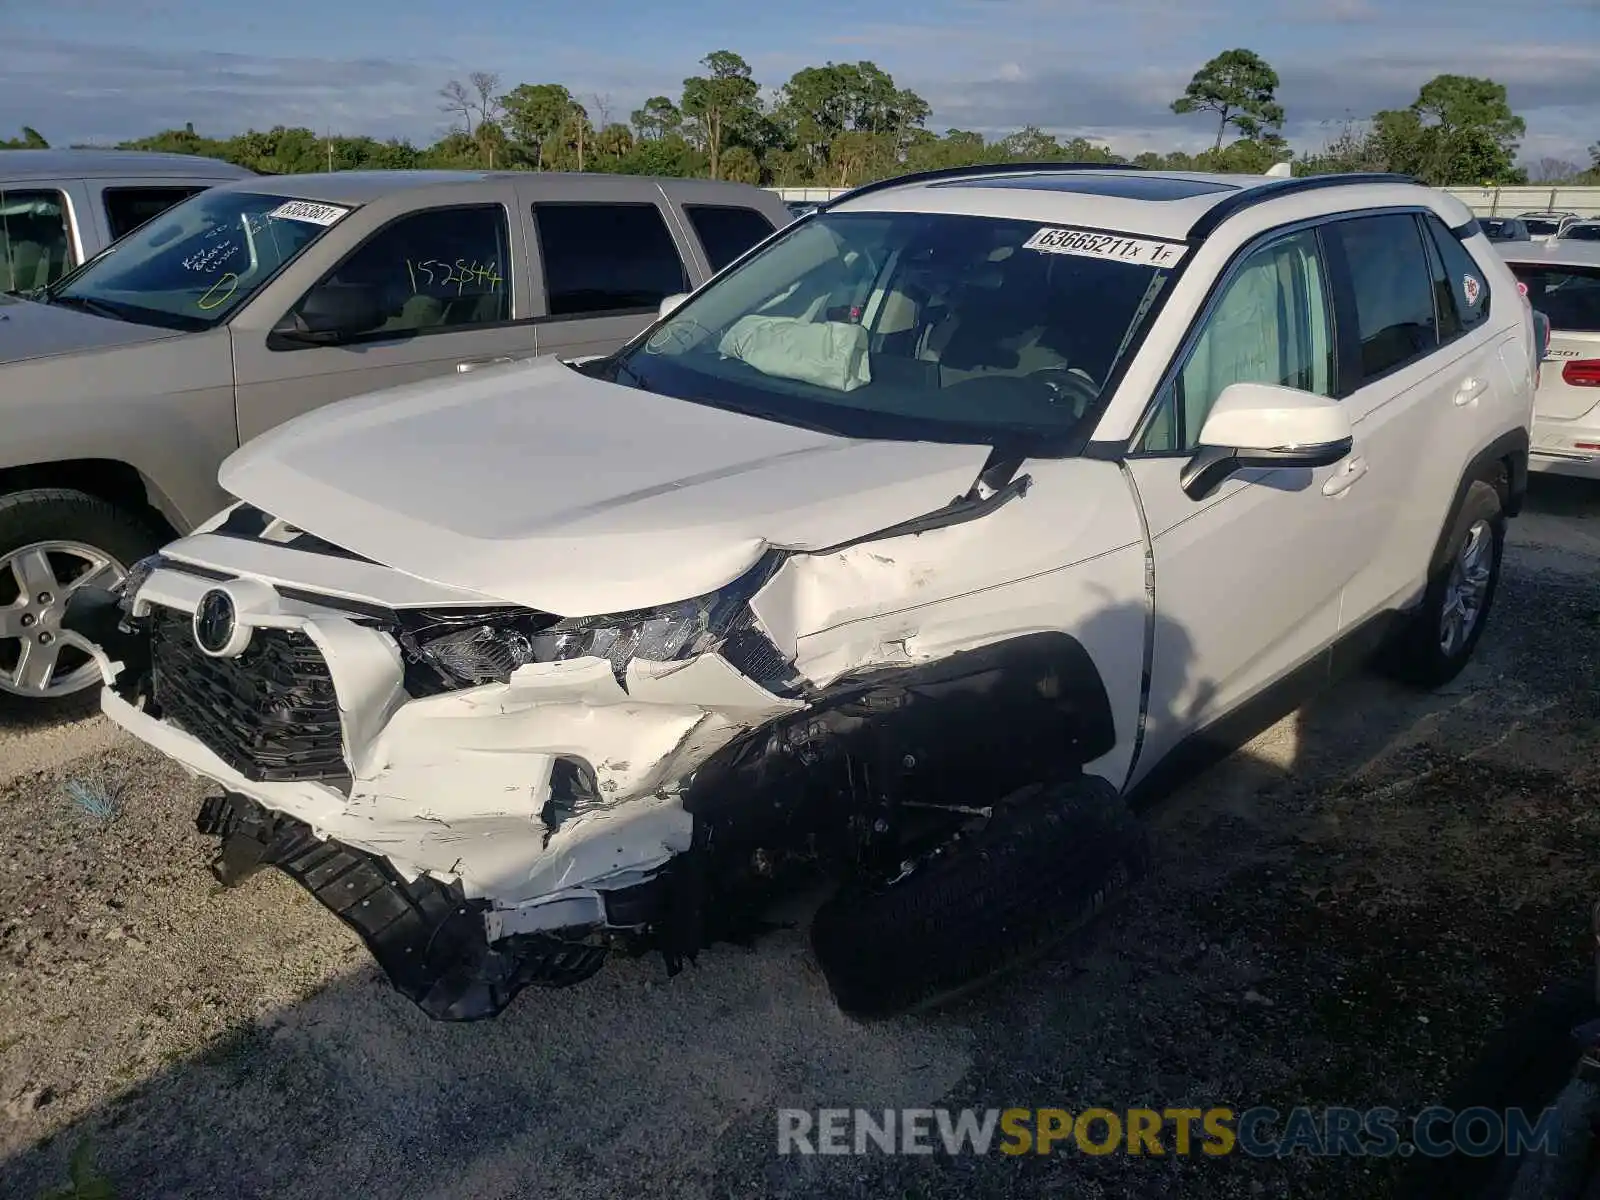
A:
47 191 351 331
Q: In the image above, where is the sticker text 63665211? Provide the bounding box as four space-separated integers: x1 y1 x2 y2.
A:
267 200 351 227
1023 226 1189 268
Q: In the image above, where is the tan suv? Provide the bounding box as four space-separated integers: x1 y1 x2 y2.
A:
1 148 254 293
0 170 790 718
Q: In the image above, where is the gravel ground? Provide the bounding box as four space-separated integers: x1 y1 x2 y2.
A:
2 477 1599 1200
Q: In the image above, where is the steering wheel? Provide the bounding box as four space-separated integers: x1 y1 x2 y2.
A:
1030 366 1101 416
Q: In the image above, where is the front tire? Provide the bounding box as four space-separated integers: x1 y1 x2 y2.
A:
0 488 161 724
1381 479 1505 689
809 774 1149 1019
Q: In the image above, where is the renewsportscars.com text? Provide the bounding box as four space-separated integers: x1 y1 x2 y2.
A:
776 1105 1563 1159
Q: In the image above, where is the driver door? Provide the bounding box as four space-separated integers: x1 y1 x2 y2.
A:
230 185 535 444
1120 224 1373 784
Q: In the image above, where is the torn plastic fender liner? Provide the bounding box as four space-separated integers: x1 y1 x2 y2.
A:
61 587 150 698
682 631 1117 864
196 792 607 1021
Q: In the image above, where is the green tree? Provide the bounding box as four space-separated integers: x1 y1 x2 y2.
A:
775 61 929 179
594 122 635 162
1374 74 1525 185
1197 135 1289 174
680 50 762 180
615 134 704 177
903 129 994 172
997 125 1063 160
631 96 682 141
1172 48 1285 152
0 126 49 149
718 144 762 184
502 83 580 170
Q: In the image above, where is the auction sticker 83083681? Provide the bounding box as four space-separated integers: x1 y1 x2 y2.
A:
1024 226 1190 268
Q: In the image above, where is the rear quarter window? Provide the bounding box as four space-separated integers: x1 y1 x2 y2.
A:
1508 264 1600 333
1421 213 1491 338
103 186 208 240
684 204 778 274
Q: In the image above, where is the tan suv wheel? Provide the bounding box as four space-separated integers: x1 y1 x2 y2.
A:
0 488 160 723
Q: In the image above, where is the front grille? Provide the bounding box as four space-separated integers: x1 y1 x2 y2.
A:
150 608 348 783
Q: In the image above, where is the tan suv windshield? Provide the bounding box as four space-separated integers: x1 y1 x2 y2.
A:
48 191 352 331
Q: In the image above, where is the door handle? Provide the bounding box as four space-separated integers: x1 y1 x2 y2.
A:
1453 376 1488 406
1321 454 1368 497
456 356 515 374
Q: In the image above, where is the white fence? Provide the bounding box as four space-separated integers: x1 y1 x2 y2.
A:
1443 187 1600 218
770 185 1600 218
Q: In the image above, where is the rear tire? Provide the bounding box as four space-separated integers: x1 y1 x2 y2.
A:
1380 479 1505 689
810 774 1149 1019
1394 976 1598 1200
0 488 161 724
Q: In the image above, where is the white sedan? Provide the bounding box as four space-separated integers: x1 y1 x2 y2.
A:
1498 239 1600 479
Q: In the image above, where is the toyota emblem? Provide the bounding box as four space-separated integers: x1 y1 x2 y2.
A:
193 588 248 657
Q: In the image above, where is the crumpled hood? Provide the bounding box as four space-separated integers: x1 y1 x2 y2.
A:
0 293 182 363
220 356 993 616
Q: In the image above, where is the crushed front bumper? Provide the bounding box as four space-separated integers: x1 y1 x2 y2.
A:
84 557 803 1018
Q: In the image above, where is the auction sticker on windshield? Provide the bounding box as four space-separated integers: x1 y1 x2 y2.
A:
1024 227 1189 267
267 200 351 226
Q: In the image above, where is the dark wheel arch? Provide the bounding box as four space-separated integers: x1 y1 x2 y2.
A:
1428 429 1526 578
684 630 1118 831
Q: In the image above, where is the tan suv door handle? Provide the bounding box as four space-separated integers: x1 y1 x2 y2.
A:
1454 376 1488 406
456 356 515 374
1321 454 1368 497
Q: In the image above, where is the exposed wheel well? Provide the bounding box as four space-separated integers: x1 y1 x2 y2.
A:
0 460 177 540
1485 455 1511 509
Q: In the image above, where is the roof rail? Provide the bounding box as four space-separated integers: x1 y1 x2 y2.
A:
1185 171 1418 240
820 160 1144 211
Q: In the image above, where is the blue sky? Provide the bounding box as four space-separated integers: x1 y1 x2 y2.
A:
5 0 1598 167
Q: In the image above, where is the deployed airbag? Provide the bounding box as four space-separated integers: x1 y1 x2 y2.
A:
718 315 872 392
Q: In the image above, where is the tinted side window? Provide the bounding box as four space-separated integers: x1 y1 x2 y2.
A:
294 205 511 338
1139 228 1334 452
0 189 73 293
684 204 776 273
1422 213 1490 339
533 202 688 317
104 186 207 240
1333 213 1438 381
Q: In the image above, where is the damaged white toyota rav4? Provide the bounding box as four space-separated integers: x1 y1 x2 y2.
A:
65 165 1536 1022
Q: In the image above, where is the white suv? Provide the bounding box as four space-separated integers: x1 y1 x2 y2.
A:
66 165 1536 1022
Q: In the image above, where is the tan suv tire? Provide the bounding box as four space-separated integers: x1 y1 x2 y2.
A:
0 488 162 723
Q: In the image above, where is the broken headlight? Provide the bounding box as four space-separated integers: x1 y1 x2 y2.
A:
397 551 796 695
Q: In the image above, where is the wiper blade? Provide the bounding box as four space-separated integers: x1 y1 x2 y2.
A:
49 293 127 321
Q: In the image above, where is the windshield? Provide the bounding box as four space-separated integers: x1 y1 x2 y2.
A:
1523 218 1563 237
602 210 1180 444
47 190 352 331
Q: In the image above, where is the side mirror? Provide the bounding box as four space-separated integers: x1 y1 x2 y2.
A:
658 293 689 321
1179 381 1354 501
273 282 385 346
